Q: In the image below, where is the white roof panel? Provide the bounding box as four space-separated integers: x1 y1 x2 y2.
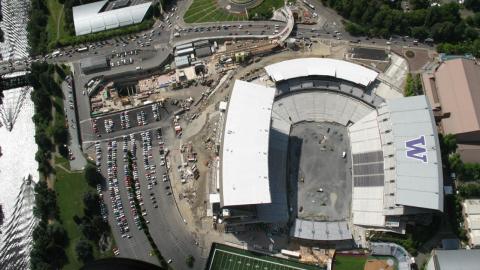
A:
464 199 480 214
221 80 275 206
352 186 385 226
72 1 152 36
265 58 378 87
385 96 443 211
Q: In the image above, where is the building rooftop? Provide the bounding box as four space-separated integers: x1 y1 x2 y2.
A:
221 80 275 207
80 56 108 72
72 1 152 36
381 96 443 211
430 249 480 270
428 59 480 135
264 58 378 87
464 199 480 214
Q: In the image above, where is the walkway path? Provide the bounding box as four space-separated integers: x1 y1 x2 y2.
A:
56 5 64 41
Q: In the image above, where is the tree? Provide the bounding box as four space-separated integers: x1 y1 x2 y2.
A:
83 191 100 217
75 239 94 263
85 164 103 187
404 73 423 96
441 134 458 155
345 22 366 36
465 0 480 12
33 181 58 220
459 182 480 198
47 222 69 246
448 153 463 174
186 255 195 268
411 26 429 40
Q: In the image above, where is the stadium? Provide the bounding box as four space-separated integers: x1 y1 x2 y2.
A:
218 58 444 243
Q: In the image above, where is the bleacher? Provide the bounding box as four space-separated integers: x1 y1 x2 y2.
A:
370 242 412 270
275 78 384 107
272 91 374 127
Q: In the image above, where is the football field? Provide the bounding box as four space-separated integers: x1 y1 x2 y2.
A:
208 244 322 270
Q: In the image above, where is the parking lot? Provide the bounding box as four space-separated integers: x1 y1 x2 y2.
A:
95 126 173 261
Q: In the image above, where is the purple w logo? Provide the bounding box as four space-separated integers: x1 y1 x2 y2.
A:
405 136 428 163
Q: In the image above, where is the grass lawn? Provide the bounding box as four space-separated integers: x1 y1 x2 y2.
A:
46 0 69 46
54 155 71 171
55 164 90 270
248 0 283 19
54 161 113 269
184 0 247 23
334 255 367 270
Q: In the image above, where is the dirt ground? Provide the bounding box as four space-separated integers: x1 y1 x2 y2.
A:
364 259 395 270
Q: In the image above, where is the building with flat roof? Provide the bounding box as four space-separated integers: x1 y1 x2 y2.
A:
426 249 480 270
221 80 275 207
80 56 108 74
463 199 480 247
72 0 152 36
422 58 480 163
174 55 190 68
195 47 212 58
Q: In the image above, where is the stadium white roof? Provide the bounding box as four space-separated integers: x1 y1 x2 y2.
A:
349 96 443 228
221 80 275 206
264 58 378 87
73 1 152 36
381 96 443 211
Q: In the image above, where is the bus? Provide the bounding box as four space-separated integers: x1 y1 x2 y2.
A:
51 50 61 57
87 79 95 88
77 46 88 52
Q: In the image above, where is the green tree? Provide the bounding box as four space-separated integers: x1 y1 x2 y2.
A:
83 191 100 217
186 255 195 268
465 0 480 12
85 164 103 187
75 239 94 263
441 134 458 155
448 153 463 174
33 181 58 220
411 26 429 40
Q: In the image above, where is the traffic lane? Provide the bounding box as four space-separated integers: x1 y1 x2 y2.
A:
122 122 205 270
72 63 93 121
294 26 432 48
50 34 169 64
146 147 204 270
176 29 276 38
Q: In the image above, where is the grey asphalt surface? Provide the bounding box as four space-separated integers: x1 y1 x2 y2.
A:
61 81 87 170
288 122 351 221
99 140 159 265
97 125 204 269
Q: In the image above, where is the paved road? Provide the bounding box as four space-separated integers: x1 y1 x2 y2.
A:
61 80 87 170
